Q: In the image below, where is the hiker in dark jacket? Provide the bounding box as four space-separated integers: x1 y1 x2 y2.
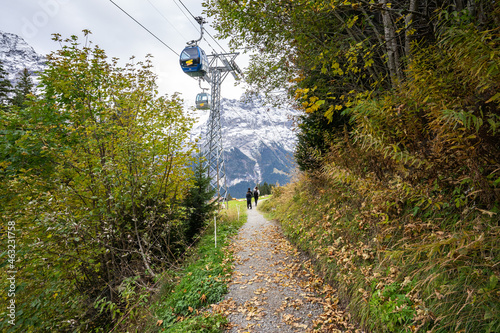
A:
253 186 260 206
246 188 253 209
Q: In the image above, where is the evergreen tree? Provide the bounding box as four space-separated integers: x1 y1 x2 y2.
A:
0 60 12 107
256 182 274 196
183 155 217 242
11 68 34 108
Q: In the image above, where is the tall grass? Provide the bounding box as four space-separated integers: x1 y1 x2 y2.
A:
261 23 499 333
262 171 499 332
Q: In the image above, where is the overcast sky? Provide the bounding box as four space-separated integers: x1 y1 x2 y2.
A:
0 0 247 102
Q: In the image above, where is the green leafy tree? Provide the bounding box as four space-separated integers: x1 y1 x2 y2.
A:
0 69 35 175
0 31 197 332
255 181 274 196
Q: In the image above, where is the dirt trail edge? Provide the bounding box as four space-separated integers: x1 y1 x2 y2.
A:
212 207 363 333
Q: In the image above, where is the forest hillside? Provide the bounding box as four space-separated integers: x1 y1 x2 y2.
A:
206 0 500 332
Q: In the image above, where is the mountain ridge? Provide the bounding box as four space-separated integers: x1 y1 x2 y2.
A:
0 30 46 83
191 96 300 197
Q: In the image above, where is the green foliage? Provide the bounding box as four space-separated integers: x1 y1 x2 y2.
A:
158 246 228 322
0 60 12 107
165 313 228 333
10 68 34 108
255 181 273 196
0 69 36 179
0 31 197 332
294 106 348 172
368 281 416 332
154 199 246 332
183 154 217 242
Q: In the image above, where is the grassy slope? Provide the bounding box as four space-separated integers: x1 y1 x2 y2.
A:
260 173 499 333
149 200 247 332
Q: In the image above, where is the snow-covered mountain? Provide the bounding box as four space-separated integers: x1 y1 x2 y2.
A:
191 96 300 197
1 30 300 197
0 31 46 83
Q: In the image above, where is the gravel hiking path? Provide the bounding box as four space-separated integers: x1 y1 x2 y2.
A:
211 206 362 333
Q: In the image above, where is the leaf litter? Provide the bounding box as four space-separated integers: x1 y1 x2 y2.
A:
211 209 364 332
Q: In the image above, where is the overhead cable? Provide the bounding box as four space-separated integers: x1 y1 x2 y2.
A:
204 31 227 54
108 0 178 56
174 0 227 54
146 0 188 41
177 0 197 20
172 0 200 31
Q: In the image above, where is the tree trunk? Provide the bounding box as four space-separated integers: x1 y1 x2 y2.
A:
405 0 419 61
134 216 156 278
380 0 403 87
467 0 476 17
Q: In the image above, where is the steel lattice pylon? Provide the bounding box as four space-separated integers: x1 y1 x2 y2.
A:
202 53 241 201
205 69 226 200
180 16 241 201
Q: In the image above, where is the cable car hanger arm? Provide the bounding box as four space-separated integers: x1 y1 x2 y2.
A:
187 16 207 46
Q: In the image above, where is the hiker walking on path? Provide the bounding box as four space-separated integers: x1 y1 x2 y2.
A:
253 186 259 206
246 188 253 209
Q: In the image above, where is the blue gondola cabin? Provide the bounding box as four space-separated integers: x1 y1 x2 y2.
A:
180 46 209 77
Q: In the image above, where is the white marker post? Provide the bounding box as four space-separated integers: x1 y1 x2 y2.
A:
214 216 217 248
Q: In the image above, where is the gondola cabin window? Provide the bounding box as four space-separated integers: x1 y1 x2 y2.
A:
196 92 211 110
